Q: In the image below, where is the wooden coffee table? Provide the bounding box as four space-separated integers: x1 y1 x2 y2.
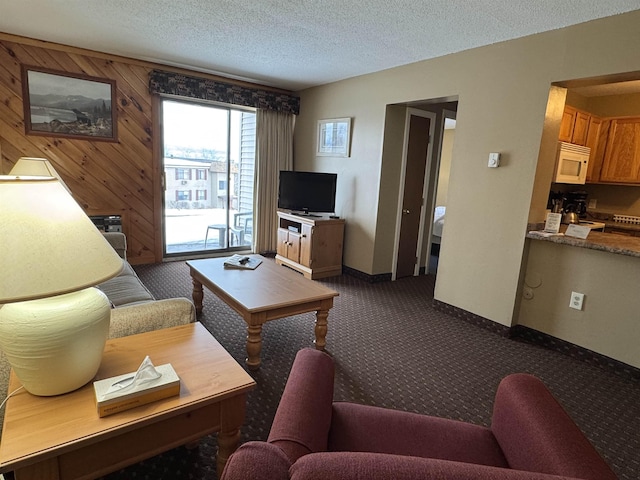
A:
187 256 339 370
0 322 255 480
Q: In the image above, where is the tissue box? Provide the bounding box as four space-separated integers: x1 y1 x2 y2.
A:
93 363 180 417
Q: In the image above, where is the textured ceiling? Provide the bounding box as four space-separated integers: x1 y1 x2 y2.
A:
1 1 640 91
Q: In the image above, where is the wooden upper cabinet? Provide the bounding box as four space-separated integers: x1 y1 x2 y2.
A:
572 111 590 146
559 106 577 142
559 105 590 146
599 117 640 184
585 115 605 182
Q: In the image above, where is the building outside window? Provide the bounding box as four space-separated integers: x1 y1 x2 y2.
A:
196 190 207 201
176 190 191 201
218 179 226 190
196 169 207 180
176 168 191 180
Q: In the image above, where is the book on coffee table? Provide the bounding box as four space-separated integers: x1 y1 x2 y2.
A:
223 254 262 270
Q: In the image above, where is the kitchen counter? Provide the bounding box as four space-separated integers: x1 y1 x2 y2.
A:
602 220 640 233
527 226 640 258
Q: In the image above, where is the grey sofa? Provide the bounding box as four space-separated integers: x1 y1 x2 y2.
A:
98 232 196 338
0 232 195 437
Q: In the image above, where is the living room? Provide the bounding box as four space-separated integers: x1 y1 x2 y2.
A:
5 9 640 369
1 4 640 480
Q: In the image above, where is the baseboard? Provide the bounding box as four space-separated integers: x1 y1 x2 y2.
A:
432 299 512 336
509 325 640 380
342 265 392 283
433 299 640 380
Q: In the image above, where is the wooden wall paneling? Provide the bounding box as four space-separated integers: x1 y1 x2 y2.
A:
0 55 21 98
2 42 45 70
20 44 69 71
1 32 294 263
0 38 158 263
94 142 154 204
39 47 90 73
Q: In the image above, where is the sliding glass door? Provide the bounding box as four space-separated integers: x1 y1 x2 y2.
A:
161 98 255 256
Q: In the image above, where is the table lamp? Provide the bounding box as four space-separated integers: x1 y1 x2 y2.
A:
0 175 124 396
8 157 71 193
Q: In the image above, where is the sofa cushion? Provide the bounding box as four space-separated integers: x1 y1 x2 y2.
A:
329 402 508 468
491 374 617 480
97 262 155 306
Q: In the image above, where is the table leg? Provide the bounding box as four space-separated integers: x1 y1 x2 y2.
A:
217 427 240 479
246 324 262 370
191 277 204 315
314 308 329 351
217 395 248 479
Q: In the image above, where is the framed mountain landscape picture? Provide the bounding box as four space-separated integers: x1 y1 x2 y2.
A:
21 65 117 141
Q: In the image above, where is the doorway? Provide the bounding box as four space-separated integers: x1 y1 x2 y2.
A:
388 100 458 280
394 109 436 279
161 99 255 257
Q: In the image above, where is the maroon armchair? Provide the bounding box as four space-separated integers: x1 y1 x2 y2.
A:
221 348 617 480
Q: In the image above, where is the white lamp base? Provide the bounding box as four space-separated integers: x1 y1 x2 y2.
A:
0 287 111 396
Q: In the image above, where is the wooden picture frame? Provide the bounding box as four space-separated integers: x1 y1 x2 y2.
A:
317 118 351 157
21 65 117 142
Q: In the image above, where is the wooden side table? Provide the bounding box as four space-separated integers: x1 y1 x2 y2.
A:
0 322 255 479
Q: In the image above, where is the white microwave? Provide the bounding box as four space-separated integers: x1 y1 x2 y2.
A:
554 142 590 184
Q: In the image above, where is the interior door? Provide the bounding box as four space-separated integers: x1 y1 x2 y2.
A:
396 114 431 278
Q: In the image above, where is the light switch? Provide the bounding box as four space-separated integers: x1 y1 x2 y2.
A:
488 152 501 168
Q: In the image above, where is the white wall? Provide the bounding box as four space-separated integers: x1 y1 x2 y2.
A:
294 12 640 332
519 240 640 369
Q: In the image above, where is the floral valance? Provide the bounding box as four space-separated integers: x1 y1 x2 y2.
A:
149 70 300 115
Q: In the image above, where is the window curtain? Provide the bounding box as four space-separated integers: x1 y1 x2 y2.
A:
254 110 295 254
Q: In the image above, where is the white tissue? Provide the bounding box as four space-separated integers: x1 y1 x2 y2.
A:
103 355 162 397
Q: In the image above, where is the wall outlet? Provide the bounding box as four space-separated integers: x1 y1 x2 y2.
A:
588 199 597 209
569 291 585 310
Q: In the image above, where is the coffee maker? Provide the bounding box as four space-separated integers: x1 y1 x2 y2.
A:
562 191 588 219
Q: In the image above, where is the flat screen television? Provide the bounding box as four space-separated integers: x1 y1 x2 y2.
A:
278 171 337 215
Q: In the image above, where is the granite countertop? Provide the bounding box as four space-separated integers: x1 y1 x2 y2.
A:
527 225 640 258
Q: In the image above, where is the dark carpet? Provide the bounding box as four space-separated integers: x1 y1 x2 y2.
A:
100 260 640 479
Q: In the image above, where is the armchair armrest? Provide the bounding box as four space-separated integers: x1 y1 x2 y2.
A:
109 298 196 339
267 348 335 463
221 442 291 480
491 373 617 480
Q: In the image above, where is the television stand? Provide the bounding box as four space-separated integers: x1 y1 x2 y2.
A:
275 211 345 279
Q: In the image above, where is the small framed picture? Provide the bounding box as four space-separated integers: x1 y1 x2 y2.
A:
21 65 117 142
317 118 351 157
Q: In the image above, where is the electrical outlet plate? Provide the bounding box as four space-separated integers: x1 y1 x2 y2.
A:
488 152 500 168
569 291 584 310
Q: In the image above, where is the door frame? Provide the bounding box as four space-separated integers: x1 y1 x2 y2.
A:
158 96 255 260
426 108 457 274
392 108 436 280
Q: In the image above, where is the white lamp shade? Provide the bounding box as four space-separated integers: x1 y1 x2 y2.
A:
9 157 72 194
0 176 123 303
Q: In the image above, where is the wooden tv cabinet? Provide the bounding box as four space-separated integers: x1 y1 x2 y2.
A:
275 211 345 279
